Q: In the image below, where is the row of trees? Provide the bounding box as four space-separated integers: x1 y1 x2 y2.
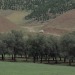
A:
0 0 75 21
0 30 75 65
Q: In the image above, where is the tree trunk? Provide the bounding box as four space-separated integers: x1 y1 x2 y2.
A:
45 54 47 61
33 56 36 63
53 57 55 61
69 59 71 66
64 57 66 63
21 55 22 58
59 57 62 61
48 56 50 63
13 54 16 61
13 48 16 61
25 55 28 61
2 54 4 60
55 57 57 64
12 54 14 60
40 55 43 63
4 54 5 60
72 58 73 63
36 56 38 61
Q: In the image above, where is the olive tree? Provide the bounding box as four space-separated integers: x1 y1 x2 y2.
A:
60 32 75 65
44 35 58 63
28 33 45 63
0 33 7 60
4 30 24 61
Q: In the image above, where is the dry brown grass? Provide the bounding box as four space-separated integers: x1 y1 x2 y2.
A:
1 9 75 35
0 16 18 32
43 9 75 35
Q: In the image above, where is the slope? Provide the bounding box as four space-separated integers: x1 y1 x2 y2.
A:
0 16 18 32
43 9 75 35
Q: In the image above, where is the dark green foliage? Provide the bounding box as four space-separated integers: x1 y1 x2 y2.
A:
27 34 45 63
60 32 75 64
44 35 59 63
0 30 75 65
60 33 75 57
25 0 75 21
0 0 75 21
0 34 7 60
1 30 24 61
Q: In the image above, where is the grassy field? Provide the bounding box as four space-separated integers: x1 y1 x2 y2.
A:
6 11 30 25
0 62 75 75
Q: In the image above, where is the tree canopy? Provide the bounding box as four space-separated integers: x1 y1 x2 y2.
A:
0 0 75 21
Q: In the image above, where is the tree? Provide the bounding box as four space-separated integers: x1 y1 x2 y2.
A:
44 35 58 63
0 33 7 60
60 32 75 65
4 30 24 61
28 33 45 63
20 37 30 61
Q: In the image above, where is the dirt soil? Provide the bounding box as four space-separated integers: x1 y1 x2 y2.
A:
0 16 18 32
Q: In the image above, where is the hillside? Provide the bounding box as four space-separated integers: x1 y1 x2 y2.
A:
43 9 75 35
0 9 75 35
0 16 18 32
0 10 44 33
6 11 30 25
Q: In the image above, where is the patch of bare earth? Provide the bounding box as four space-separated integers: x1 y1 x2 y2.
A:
43 9 75 35
43 27 69 35
0 16 18 32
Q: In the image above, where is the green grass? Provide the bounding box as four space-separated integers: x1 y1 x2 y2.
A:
0 62 75 75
